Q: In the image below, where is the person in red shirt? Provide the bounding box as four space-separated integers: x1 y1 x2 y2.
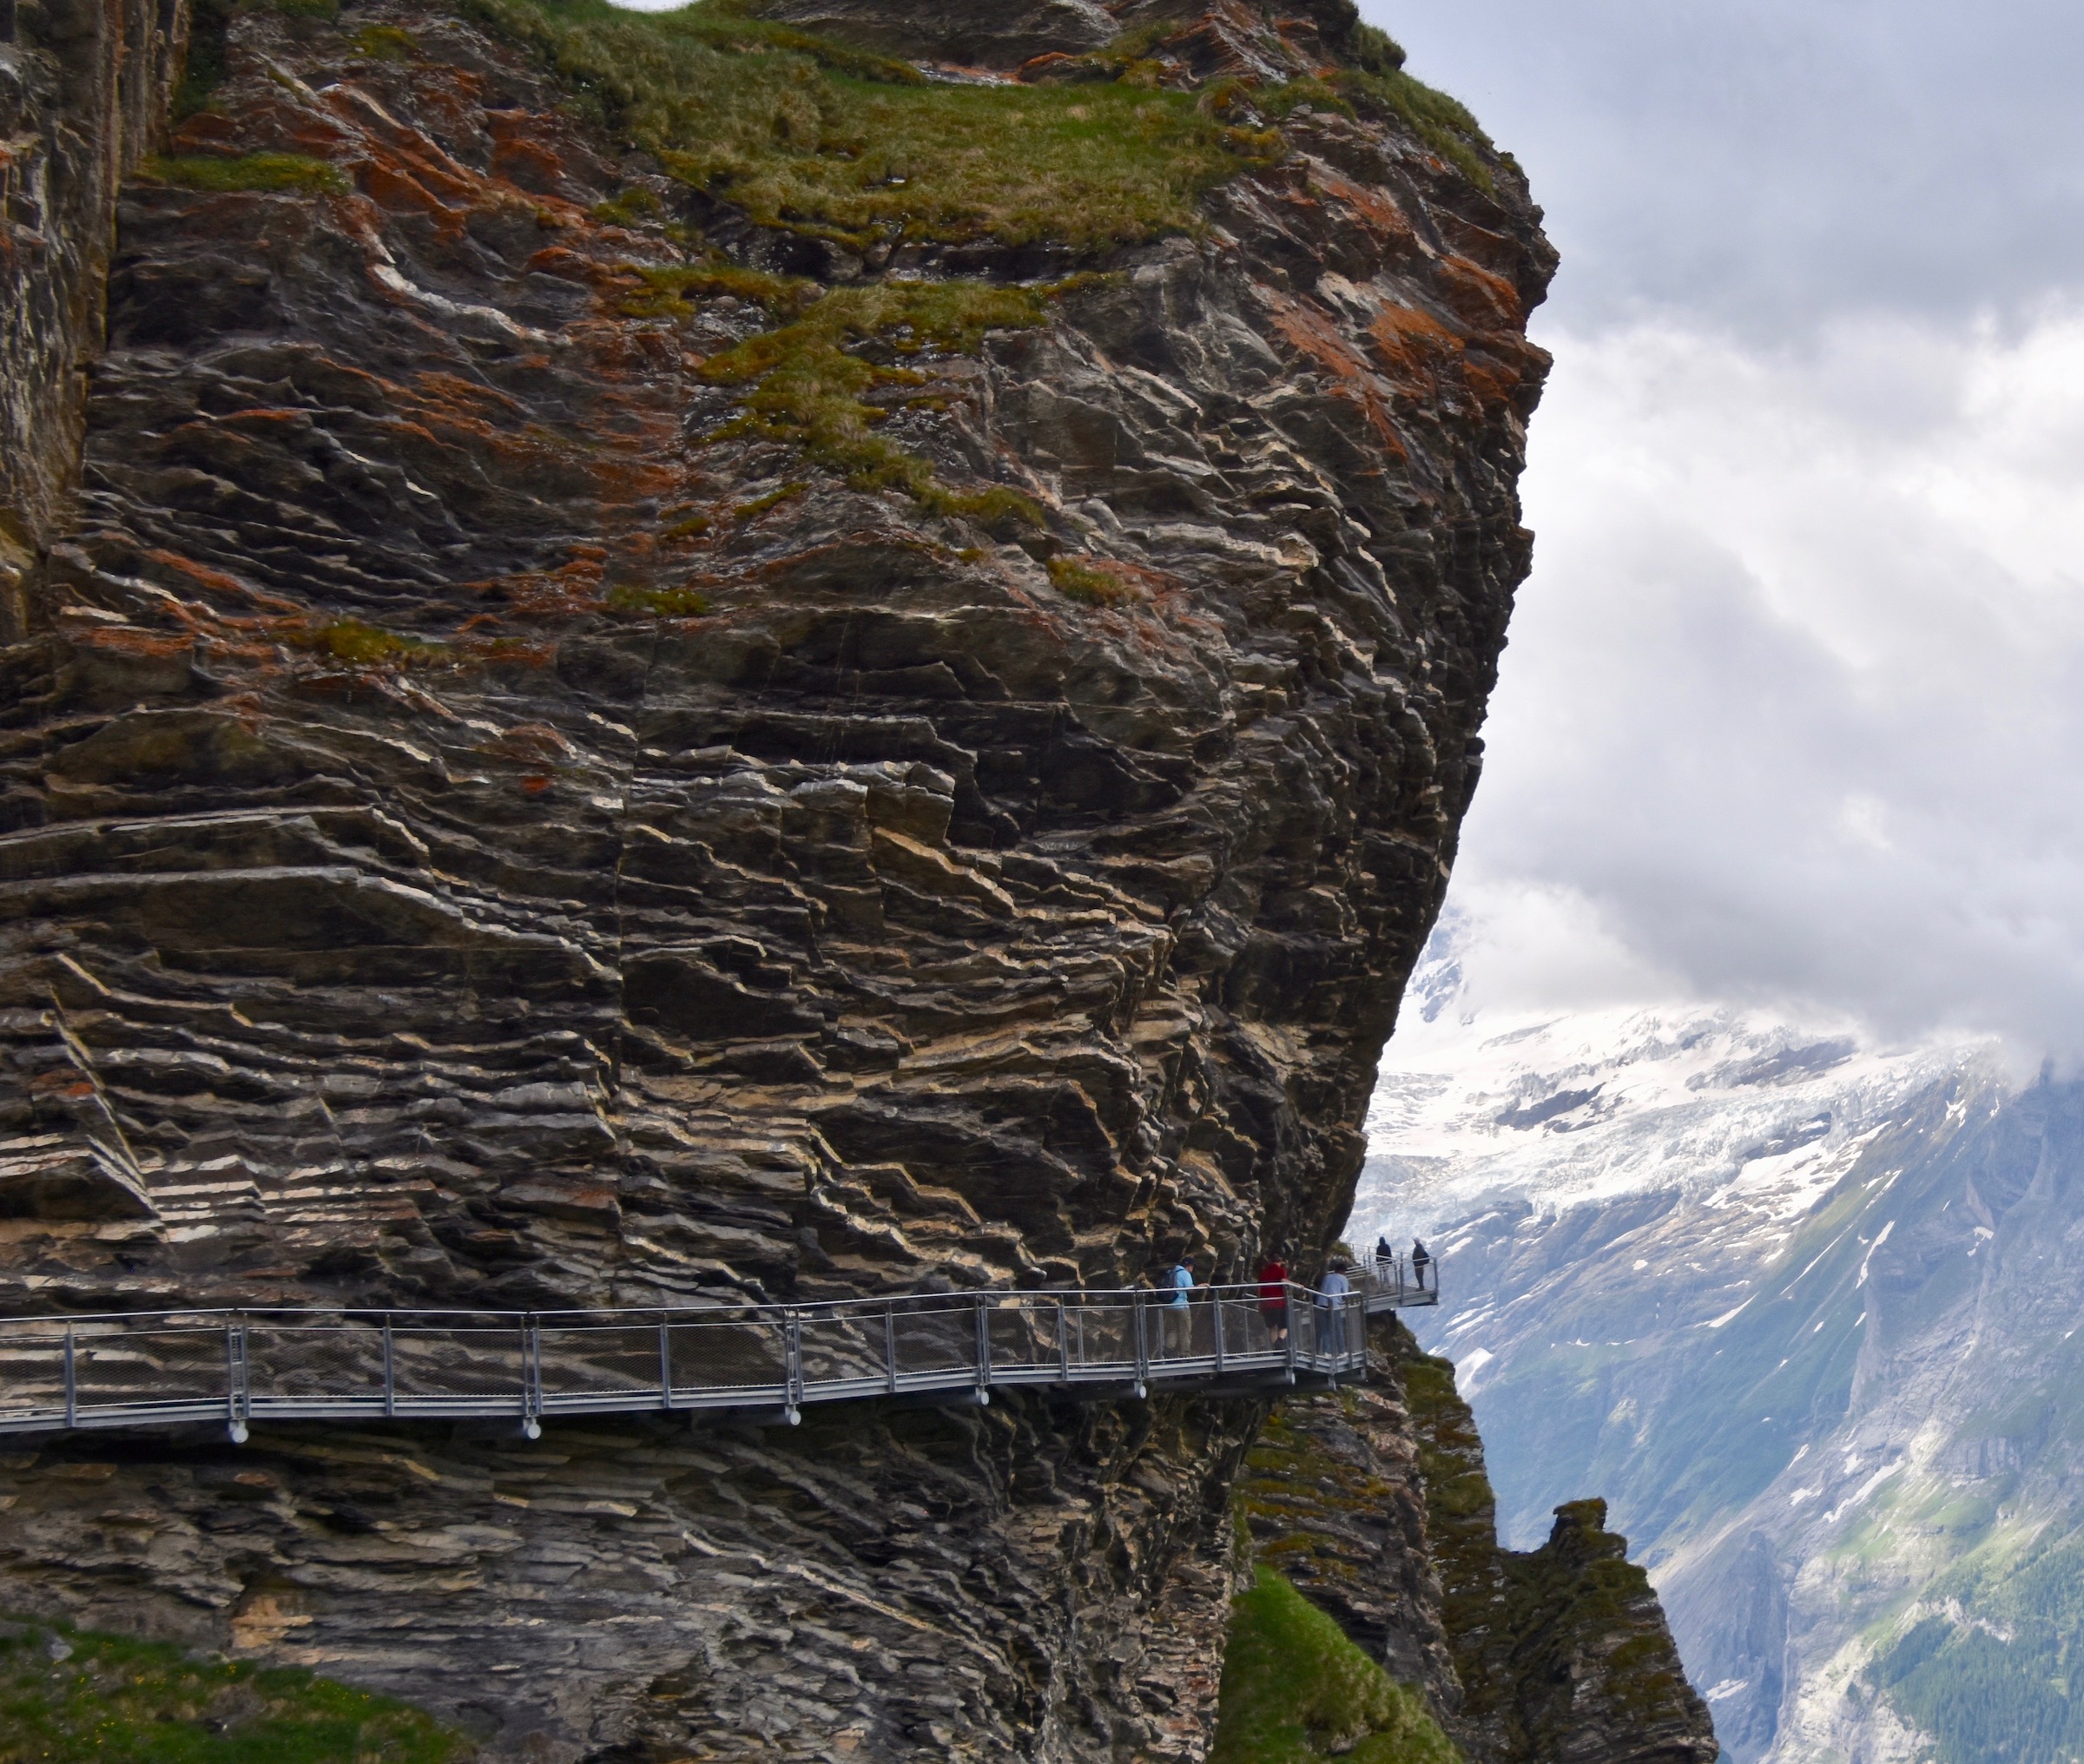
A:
1256 1257 1289 1347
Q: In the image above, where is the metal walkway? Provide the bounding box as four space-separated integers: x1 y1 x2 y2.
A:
0 1266 1437 1441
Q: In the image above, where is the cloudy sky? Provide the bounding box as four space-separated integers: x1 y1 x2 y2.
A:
1365 0 2084 1056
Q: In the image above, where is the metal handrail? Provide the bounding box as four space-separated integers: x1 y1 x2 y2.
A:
0 1268 1436 1441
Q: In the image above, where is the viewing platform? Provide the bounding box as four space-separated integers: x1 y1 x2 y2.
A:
0 1264 1437 1441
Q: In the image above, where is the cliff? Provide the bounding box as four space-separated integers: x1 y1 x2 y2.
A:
0 0 1562 1757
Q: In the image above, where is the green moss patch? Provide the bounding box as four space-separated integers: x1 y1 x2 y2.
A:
695 278 1049 518
1047 555 1140 606
605 583 711 616
353 23 420 61
0 1616 464 1764
1212 1568 1461 1764
141 153 349 196
294 619 449 666
458 0 1274 252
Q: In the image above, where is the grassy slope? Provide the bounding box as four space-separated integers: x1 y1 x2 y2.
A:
455 0 1272 252
1213 1568 1461 1764
0 1616 464 1764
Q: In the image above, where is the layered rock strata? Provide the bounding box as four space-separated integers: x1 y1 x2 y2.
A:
0 0 1555 1756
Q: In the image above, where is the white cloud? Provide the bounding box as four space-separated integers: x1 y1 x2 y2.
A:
1450 306 2084 1056
1375 0 2084 334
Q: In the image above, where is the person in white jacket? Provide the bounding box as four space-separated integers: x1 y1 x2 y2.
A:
1318 1259 1352 1358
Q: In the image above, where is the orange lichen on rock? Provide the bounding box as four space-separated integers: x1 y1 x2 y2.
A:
1268 289 1410 455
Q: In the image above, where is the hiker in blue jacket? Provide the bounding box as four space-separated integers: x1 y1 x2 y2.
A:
1166 1257 1195 1356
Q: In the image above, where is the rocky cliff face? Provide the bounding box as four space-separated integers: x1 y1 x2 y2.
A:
0 1 1556 1757
1 0 186 616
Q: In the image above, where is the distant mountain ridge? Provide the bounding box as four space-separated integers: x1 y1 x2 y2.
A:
1354 936 2084 1763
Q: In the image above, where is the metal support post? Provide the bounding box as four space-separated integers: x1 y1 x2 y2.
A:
63 1326 76 1428
783 1312 802 1425
1055 1300 1070 1382
521 1319 542 1439
228 1320 250 1443
1132 1295 1148 1399
658 1317 674 1412
382 1317 396 1418
883 1302 899 1396
1213 1295 1225 1375
1284 1286 1298 1385
974 1294 991 1405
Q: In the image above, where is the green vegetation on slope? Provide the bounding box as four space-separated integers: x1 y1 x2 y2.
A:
0 1616 464 1764
458 0 1276 252
140 153 349 195
690 272 1053 516
1330 66 1497 193
1866 1520 2084 1764
1212 1568 1461 1764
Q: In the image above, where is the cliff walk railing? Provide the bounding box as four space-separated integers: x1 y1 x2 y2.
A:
0 1263 1436 1442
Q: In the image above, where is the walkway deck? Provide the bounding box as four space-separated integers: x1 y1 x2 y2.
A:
0 1267 1437 1440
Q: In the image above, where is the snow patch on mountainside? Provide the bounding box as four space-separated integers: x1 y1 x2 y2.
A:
1357 933 1995 1244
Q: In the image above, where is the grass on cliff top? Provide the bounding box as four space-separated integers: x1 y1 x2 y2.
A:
456 0 1273 251
1329 68 1496 193
0 1616 465 1764
1212 1568 1461 1764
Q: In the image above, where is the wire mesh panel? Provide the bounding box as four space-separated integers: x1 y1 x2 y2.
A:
1065 1300 1138 1375
247 1323 385 1404
74 1326 228 1413
389 1326 525 1405
984 1300 1063 1377
1292 1299 1326 1364
539 1324 666 1402
796 1311 888 1392
0 1330 66 1420
1215 1295 1275 1362
1145 1298 1217 1366
667 1315 786 1397
1289 1297 1359 1366
891 1300 973 1382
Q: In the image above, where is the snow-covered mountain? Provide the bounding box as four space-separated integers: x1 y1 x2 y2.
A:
1361 972 1991 1253
1354 936 2084 1764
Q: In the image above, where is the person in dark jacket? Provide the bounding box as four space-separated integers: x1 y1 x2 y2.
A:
1411 1239 1431 1291
1374 1234 1395 1280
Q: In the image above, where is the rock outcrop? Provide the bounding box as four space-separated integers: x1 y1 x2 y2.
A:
1237 1320 1719 1764
0 0 1559 1757
1395 1326 1718 1764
